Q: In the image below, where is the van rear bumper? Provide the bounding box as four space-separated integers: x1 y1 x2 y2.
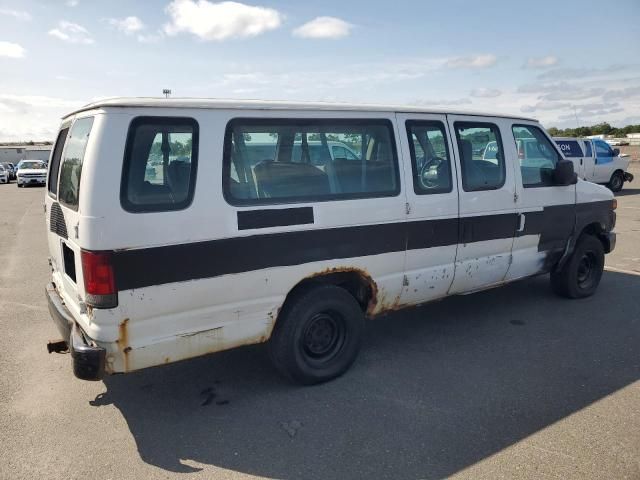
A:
46 283 106 381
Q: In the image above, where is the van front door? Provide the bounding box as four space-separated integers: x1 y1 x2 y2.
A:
395 113 458 304
447 115 517 294
581 139 596 180
506 123 575 281
593 140 615 183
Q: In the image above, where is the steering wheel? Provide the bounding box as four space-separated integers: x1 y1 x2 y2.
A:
419 157 445 189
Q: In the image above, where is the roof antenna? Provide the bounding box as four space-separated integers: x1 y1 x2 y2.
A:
163 89 172 98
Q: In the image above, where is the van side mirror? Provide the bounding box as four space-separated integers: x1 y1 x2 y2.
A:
553 159 578 186
613 148 620 156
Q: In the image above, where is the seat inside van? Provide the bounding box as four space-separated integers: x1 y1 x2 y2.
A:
254 160 330 198
458 139 502 190
332 159 394 193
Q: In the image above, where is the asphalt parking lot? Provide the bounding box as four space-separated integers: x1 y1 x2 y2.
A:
1 168 639 480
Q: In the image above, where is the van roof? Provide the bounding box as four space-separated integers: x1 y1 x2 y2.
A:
64 97 538 122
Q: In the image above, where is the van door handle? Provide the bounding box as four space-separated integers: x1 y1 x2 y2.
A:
517 213 526 233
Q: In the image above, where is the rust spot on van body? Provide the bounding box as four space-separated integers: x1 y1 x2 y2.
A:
304 266 409 317
118 318 130 372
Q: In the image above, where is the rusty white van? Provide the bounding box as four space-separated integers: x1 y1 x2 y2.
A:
45 98 616 384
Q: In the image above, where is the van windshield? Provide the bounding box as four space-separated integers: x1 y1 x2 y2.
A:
19 161 45 169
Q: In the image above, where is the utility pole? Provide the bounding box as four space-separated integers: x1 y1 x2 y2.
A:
573 106 580 129
163 89 172 98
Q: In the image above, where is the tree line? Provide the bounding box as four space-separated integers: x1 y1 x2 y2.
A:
546 122 640 138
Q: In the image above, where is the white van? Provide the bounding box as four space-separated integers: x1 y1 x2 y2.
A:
45 98 616 384
554 137 633 192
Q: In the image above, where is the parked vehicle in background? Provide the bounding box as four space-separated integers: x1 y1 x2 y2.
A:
16 160 47 187
45 98 616 384
1 162 16 180
554 137 633 192
606 139 629 146
0 164 8 183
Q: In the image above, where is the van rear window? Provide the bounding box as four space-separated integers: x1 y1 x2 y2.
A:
59 117 94 210
121 117 198 213
48 126 69 196
223 118 399 205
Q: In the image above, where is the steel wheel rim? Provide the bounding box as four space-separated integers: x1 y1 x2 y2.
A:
577 251 596 289
301 311 346 362
612 174 622 190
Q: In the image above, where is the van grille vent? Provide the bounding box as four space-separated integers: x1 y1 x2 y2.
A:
49 202 68 239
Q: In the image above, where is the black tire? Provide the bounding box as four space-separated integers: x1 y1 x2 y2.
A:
551 235 605 299
269 284 365 385
608 171 624 192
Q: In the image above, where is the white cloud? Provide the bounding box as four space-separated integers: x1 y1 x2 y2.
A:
526 55 559 68
108 16 145 35
470 88 501 98
446 54 497 69
48 21 94 44
293 16 352 39
0 8 32 21
0 93 83 141
137 32 163 44
163 0 282 41
0 41 25 58
521 100 572 113
65 0 79 6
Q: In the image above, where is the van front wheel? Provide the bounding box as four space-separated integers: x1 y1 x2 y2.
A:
608 171 624 192
551 235 604 298
269 284 364 385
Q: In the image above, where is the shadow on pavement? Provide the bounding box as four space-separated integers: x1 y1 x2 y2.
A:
615 187 640 197
91 271 640 479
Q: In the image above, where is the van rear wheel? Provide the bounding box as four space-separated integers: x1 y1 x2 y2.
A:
551 234 604 299
269 284 364 385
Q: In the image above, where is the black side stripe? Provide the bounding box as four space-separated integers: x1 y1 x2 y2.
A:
237 207 314 230
112 201 612 291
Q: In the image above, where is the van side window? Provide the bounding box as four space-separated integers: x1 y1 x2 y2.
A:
512 125 560 187
583 140 592 157
121 117 198 213
454 122 505 191
595 140 613 158
223 119 399 205
406 120 452 194
48 126 70 196
58 117 94 210
555 140 583 158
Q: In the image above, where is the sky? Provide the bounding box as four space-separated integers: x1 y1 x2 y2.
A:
0 0 639 141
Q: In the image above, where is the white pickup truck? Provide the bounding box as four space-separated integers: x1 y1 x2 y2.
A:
554 137 633 192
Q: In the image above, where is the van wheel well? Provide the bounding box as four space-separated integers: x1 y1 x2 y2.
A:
579 222 608 252
282 270 376 317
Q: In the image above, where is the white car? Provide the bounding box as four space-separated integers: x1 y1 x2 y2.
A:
16 160 47 187
0 164 8 184
554 137 633 192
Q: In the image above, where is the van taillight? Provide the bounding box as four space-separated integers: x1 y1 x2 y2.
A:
81 250 118 308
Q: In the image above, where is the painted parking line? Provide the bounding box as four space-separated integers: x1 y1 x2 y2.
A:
604 266 640 276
